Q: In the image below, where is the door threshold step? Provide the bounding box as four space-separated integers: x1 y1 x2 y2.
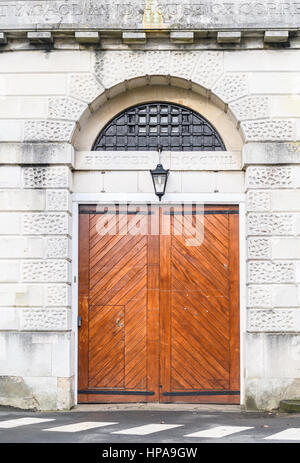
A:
70 403 242 412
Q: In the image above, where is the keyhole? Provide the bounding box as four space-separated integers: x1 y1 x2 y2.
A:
116 318 124 328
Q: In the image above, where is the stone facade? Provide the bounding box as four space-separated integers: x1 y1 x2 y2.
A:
1 0 300 411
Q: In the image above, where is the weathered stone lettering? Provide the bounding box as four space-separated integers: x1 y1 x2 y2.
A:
58 4 71 16
211 3 224 14
293 2 300 13
118 4 133 16
224 3 235 15
87 4 110 17
29 4 44 16
239 3 252 15
0 0 299 28
280 2 291 14
45 4 59 16
166 3 178 15
14 5 24 17
72 3 83 15
267 2 278 14
254 3 266 15
0 4 8 17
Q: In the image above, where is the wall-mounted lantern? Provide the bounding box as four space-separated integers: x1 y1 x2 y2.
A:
150 145 169 201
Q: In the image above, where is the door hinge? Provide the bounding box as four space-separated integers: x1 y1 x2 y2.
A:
78 316 82 327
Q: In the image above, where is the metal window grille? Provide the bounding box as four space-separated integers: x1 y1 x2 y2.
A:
92 102 226 151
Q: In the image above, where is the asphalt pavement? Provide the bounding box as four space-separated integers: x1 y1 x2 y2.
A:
0 405 300 444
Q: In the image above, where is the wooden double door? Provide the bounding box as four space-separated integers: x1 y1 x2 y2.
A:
78 204 240 404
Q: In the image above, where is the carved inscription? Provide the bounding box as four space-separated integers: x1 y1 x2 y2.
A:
1 1 300 30
75 151 242 171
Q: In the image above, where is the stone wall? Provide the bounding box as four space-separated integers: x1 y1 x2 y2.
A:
244 148 300 410
0 144 74 410
0 45 300 409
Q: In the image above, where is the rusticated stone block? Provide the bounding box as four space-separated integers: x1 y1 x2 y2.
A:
68 73 104 103
247 191 271 212
247 213 294 235
246 166 293 189
21 260 69 283
46 190 71 211
212 73 248 102
248 309 297 332
145 50 171 76
248 238 271 259
24 121 75 142
22 213 69 235
170 51 200 81
48 97 87 121
248 285 272 308
241 120 294 142
95 50 146 88
46 237 70 259
23 167 70 189
20 308 70 331
248 261 295 284
192 52 223 89
46 285 70 307
230 96 270 121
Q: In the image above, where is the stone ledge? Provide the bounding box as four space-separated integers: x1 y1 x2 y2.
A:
243 143 300 166
0 144 74 166
0 29 299 51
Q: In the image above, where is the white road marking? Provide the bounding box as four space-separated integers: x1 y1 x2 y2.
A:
185 426 254 438
43 422 118 433
0 418 55 429
112 424 183 435
265 428 300 441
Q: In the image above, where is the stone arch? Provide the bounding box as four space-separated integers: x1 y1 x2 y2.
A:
72 77 244 152
23 50 294 145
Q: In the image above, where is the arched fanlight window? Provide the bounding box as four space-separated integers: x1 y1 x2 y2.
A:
92 102 226 151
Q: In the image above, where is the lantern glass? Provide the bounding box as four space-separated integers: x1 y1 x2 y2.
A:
153 173 165 194
150 163 169 200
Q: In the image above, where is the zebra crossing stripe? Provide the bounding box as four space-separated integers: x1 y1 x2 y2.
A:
43 422 118 433
112 424 183 435
265 428 300 441
0 418 55 429
185 426 254 438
